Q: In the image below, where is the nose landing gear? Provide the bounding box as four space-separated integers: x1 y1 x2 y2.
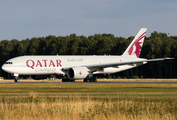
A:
14 77 19 82
12 74 19 82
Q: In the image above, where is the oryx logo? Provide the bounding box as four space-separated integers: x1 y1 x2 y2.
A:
128 31 146 58
79 71 82 75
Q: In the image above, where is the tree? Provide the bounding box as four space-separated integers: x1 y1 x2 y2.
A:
0 31 176 78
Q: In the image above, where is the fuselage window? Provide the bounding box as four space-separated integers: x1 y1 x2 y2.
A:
5 62 13 64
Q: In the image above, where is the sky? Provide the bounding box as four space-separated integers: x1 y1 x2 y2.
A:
0 0 177 40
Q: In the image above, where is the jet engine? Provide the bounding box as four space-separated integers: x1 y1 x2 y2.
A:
30 75 49 80
67 67 89 80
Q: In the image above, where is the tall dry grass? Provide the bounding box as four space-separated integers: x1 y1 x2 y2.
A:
0 94 176 120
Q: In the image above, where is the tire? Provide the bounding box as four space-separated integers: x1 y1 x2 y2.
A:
70 80 75 82
84 78 88 82
14 77 19 82
62 79 66 82
62 78 75 82
89 77 97 82
93 78 97 82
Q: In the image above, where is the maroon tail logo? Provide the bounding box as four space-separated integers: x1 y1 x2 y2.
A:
128 32 146 57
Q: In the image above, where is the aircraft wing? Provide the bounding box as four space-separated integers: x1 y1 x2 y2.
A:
86 58 173 69
62 57 174 71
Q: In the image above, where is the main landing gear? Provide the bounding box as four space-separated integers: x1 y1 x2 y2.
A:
83 75 97 82
61 75 97 82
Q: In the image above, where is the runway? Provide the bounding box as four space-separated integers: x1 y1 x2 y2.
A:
1 81 177 84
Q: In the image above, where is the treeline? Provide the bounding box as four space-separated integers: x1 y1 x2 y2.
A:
0 31 176 78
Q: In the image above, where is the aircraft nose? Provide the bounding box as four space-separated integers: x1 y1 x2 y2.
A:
2 64 5 71
1 64 8 72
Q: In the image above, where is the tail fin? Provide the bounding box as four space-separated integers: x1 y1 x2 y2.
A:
122 28 147 58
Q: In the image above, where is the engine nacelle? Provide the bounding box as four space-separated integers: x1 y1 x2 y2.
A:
30 75 49 80
67 67 89 80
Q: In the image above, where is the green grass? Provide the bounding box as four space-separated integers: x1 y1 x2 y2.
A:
0 84 177 99
0 84 177 120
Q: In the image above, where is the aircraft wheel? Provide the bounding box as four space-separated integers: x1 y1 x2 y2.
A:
62 77 69 82
83 78 88 82
62 78 75 82
89 77 97 82
62 79 68 82
62 79 66 82
70 80 75 82
14 77 19 82
93 78 97 82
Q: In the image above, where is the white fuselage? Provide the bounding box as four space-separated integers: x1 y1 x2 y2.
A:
2 55 147 76
2 28 171 82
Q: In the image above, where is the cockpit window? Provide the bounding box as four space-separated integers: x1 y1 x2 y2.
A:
5 62 13 64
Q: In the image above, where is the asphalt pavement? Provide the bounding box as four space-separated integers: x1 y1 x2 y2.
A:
0 81 177 84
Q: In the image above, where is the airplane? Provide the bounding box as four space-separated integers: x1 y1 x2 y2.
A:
1 28 173 82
